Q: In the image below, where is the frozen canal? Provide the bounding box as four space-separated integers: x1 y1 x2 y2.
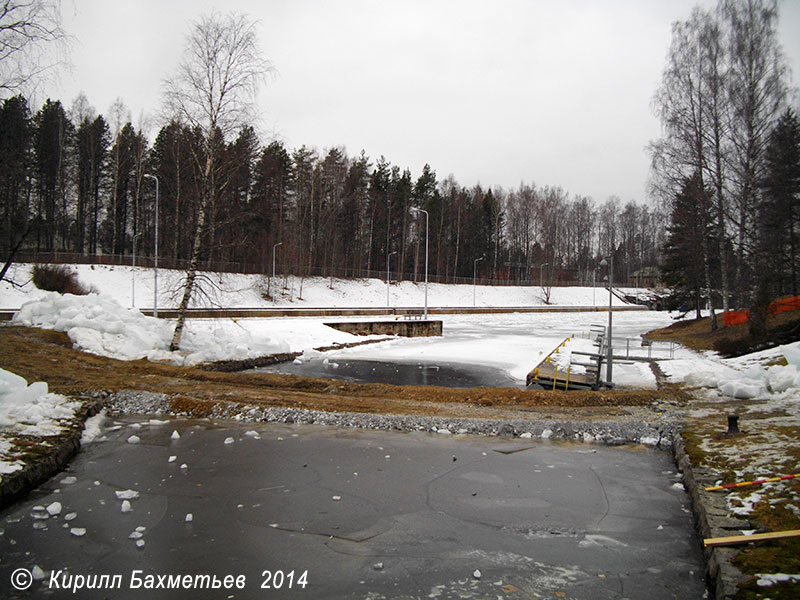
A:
0 416 705 599
256 310 677 388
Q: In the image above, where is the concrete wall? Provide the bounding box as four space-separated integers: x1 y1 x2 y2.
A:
325 320 443 337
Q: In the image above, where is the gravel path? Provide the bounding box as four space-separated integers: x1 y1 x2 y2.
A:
105 389 682 450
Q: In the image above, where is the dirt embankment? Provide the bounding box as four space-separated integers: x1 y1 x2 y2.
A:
1 325 689 422
646 309 800 356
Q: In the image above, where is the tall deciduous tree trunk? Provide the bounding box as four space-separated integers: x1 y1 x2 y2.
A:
164 11 270 351
171 154 212 351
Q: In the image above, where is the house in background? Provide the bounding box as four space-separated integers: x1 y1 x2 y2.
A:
628 266 661 288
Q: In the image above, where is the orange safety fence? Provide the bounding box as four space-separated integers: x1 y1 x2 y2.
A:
772 295 800 314
722 295 800 326
723 310 749 326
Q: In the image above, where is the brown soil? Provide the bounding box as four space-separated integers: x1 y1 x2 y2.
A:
646 309 800 354
0 325 688 421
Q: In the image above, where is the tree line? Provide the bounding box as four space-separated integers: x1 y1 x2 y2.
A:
652 0 799 324
0 93 664 289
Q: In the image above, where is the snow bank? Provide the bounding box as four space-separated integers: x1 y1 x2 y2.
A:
12 292 290 365
0 368 81 475
0 368 78 434
659 342 800 400
14 292 174 361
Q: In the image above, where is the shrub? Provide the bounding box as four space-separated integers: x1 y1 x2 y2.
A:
32 264 92 295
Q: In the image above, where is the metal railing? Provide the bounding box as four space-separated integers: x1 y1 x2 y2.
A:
591 324 679 361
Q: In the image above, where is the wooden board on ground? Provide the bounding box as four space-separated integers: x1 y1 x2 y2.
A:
704 529 800 547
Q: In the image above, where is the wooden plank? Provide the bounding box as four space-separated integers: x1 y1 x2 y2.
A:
704 529 800 547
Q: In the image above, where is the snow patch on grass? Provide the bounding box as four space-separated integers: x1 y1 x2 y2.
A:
756 573 800 587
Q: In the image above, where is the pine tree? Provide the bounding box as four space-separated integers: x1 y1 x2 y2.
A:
212 125 259 265
337 152 370 274
252 140 293 271
661 174 717 318
75 114 109 254
758 108 800 297
148 121 204 263
33 99 73 251
0 95 33 255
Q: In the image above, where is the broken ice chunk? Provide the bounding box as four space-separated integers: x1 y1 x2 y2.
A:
115 490 139 500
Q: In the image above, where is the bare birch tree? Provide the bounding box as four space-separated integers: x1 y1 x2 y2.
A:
651 7 725 327
0 0 68 95
164 11 271 351
722 0 788 304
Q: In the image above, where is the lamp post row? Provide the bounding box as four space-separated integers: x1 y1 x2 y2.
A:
135 189 609 350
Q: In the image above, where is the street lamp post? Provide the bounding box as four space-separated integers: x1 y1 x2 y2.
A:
473 257 484 307
410 207 429 319
386 250 397 308
131 232 142 307
143 174 159 318
600 255 614 384
271 242 283 301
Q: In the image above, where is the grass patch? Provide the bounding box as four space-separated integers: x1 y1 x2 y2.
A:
680 430 710 466
734 499 800 600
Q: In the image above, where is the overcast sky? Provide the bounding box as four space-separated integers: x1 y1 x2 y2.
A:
45 0 800 204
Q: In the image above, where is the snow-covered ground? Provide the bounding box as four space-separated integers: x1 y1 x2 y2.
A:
1 263 636 310
3 263 799 397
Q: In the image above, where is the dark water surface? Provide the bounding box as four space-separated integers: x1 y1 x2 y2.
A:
256 357 526 388
0 417 706 599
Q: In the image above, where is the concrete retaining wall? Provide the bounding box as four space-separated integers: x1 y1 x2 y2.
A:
325 320 443 337
0 397 104 510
